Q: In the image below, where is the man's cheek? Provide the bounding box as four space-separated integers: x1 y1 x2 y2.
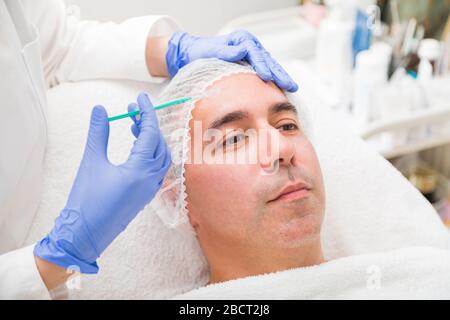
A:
296 144 320 171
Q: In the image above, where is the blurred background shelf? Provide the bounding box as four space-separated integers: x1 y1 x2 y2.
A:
359 104 450 158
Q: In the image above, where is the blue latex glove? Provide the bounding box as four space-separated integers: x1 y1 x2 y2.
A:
166 31 299 92
34 93 171 274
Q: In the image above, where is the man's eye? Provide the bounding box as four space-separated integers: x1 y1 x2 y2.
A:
223 134 246 147
279 123 299 131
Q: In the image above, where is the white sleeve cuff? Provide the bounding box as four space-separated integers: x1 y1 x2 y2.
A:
0 245 51 299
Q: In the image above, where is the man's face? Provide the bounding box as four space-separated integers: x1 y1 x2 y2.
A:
184 73 325 252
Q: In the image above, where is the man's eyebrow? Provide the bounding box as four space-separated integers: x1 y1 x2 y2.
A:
269 102 298 115
207 102 297 130
208 110 249 130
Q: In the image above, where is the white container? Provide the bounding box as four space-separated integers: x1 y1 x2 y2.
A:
418 38 442 80
315 0 356 110
352 42 391 128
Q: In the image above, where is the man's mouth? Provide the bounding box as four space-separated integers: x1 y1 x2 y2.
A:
268 181 312 203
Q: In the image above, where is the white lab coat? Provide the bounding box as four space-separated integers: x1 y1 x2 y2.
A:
0 0 178 299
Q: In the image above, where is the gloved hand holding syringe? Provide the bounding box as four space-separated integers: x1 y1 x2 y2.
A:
33 93 183 290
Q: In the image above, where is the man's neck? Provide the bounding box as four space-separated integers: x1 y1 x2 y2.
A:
207 237 325 285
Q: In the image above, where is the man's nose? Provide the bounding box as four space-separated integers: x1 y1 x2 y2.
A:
259 127 295 172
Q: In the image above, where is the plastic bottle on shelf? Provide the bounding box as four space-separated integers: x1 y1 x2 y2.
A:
416 39 444 142
315 0 356 111
352 42 391 128
418 39 442 81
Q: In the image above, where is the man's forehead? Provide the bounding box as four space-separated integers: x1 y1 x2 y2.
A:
193 73 289 122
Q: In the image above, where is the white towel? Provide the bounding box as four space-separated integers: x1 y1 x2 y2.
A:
173 246 450 299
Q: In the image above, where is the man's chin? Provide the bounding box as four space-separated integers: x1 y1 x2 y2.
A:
257 208 322 247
